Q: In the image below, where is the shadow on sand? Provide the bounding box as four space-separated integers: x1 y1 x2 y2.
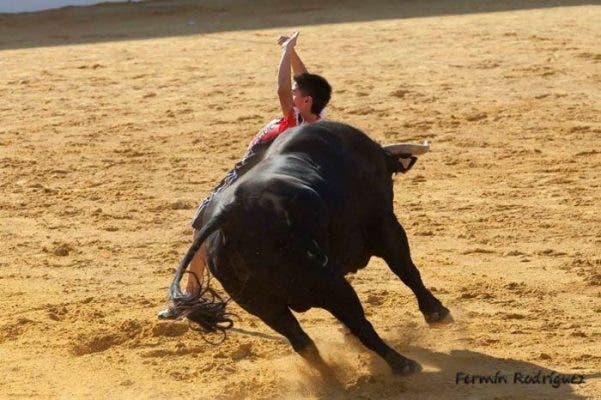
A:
224 323 598 399
0 0 595 51
301 346 599 400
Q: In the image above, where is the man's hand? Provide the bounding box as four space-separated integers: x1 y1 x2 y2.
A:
277 32 307 75
277 35 289 46
279 32 299 50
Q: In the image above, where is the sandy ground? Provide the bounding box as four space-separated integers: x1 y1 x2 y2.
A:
1 1 600 399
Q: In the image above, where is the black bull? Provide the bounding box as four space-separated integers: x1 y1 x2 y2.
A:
168 121 451 375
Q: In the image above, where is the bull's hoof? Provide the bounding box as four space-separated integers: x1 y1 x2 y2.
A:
424 307 453 326
299 344 335 379
390 357 422 375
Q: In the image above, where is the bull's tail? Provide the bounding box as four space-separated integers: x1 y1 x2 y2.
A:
169 207 227 300
167 204 235 337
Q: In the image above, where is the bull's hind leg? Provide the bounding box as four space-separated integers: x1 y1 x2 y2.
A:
376 216 450 324
235 295 328 372
320 276 421 375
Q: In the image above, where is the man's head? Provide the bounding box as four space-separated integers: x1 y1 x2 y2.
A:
292 73 332 116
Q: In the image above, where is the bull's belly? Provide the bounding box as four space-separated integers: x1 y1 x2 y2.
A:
206 228 374 312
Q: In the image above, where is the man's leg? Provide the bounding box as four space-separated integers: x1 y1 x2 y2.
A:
159 140 269 319
185 239 206 294
158 237 206 320
185 141 269 292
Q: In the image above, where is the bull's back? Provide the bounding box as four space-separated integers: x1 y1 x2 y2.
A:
269 121 387 171
269 121 393 213
260 121 394 270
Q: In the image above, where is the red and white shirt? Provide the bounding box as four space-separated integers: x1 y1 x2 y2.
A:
249 107 324 148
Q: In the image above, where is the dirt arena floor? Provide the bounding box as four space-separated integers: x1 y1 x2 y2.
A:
1 0 600 398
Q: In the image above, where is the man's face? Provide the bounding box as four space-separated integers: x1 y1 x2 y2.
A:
292 83 312 114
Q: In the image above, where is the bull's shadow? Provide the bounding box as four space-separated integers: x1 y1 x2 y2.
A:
226 321 598 399
301 345 598 400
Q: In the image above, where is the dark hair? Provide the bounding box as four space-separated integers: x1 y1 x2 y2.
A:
294 73 332 115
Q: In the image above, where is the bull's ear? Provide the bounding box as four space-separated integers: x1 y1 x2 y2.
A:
383 141 430 174
386 154 418 174
398 155 418 173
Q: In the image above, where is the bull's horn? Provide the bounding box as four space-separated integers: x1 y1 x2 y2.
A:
384 141 430 156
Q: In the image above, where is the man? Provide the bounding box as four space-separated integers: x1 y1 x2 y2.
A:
159 32 332 319
250 32 331 146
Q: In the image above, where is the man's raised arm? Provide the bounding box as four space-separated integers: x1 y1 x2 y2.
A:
277 32 298 116
278 34 307 75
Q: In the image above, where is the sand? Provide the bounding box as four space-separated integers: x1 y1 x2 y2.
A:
1 0 600 399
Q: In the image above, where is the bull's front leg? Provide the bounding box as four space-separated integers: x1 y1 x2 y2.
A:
318 274 422 374
375 215 452 325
